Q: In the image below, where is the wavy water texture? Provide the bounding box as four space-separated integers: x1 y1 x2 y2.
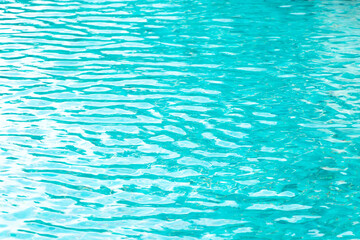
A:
0 0 360 239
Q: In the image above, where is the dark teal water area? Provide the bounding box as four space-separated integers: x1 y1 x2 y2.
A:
0 0 360 239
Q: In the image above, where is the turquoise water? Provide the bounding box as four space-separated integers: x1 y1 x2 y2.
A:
1 0 360 239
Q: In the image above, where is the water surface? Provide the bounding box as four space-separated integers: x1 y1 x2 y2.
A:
1 0 360 239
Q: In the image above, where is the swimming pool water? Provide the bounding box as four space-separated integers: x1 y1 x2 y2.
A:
1 0 360 239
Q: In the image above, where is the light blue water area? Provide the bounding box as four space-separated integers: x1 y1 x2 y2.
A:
0 0 360 239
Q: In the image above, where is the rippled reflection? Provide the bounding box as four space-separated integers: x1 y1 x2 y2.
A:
0 0 360 239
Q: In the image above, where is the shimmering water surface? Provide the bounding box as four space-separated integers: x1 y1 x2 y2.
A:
1 0 360 239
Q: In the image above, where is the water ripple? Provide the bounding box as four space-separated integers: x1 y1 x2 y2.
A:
1 0 360 239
